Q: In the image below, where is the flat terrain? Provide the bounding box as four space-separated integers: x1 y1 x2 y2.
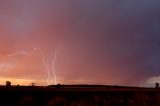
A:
0 85 159 106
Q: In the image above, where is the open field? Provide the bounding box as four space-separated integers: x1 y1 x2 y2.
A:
0 85 160 106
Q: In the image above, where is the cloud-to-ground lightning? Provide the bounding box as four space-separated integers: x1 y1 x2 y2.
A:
7 48 58 85
35 48 58 85
51 52 57 85
41 56 51 85
32 48 52 85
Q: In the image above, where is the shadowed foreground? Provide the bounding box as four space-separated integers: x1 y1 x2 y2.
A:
0 85 160 106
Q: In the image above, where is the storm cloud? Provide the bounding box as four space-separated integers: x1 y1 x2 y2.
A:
0 0 160 86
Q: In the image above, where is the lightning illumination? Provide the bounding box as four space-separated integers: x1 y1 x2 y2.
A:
34 48 52 85
7 48 58 85
41 56 51 85
8 50 35 57
51 52 57 85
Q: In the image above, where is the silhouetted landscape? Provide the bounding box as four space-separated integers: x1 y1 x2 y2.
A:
0 84 160 106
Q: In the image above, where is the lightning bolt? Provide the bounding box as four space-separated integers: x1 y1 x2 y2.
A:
8 50 35 57
33 48 57 85
51 52 57 85
7 48 58 85
41 56 51 85
34 48 52 85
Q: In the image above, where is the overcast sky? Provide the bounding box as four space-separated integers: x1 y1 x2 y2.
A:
0 0 160 86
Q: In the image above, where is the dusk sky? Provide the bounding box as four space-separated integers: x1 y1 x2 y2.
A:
0 0 160 86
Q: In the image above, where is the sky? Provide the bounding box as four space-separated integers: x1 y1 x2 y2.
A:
0 0 160 87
